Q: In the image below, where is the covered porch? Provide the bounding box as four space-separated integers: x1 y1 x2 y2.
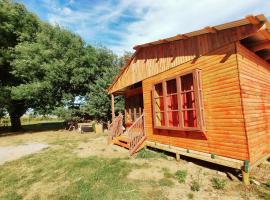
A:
108 82 146 155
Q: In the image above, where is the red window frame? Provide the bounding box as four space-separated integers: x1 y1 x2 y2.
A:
152 69 205 132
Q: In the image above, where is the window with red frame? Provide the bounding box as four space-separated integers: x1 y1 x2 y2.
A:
152 69 205 131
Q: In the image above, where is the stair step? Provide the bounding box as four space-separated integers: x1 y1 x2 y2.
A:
114 140 130 149
118 135 129 143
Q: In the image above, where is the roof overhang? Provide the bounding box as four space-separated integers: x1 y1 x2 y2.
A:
133 14 269 50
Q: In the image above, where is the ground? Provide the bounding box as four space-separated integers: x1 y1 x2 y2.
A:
0 126 270 200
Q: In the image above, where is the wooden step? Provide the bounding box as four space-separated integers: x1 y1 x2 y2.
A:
113 139 130 149
117 135 129 143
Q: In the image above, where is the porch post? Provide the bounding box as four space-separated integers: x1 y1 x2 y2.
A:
111 94 115 121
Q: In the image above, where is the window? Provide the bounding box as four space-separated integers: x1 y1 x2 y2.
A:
153 83 165 126
152 69 205 131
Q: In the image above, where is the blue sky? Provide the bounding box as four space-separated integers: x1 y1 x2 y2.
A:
18 0 270 55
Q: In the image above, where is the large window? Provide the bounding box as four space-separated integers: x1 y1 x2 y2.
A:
152 69 205 131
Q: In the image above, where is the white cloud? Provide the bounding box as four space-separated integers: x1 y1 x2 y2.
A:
40 0 270 55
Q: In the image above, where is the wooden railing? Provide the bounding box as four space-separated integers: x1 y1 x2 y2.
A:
126 113 145 155
107 113 123 144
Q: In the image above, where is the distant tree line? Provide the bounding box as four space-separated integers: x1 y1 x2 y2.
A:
0 0 131 130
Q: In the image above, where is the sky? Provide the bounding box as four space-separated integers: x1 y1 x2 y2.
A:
18 0 270 55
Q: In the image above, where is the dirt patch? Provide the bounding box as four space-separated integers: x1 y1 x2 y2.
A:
0 143 49 165
75 136 129 159
127 167 164 180
20 180 70 200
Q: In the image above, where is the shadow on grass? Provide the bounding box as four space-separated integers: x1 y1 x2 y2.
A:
0 121 65 137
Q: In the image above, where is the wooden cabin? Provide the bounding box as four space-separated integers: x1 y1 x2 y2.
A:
107 14 270 184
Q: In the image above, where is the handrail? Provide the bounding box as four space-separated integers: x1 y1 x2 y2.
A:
126 113 146 155
126 113 144 133
107 113 123 143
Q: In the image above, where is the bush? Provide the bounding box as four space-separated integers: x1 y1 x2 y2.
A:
190 180 200 192
211 177 226 190
175 170 187 183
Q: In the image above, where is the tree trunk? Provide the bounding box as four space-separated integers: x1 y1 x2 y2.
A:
10 114 22 131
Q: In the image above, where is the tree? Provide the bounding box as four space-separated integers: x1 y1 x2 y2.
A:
0 0 96 130
82 47 124 123
0 0 40 130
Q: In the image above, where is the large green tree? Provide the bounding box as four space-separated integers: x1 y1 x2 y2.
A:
82 47 124 123
0 0 96 130
0 0 40 130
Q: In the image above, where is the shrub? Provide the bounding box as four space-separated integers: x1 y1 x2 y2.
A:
190 180 200 192
175 170 187 183
211 177 226 190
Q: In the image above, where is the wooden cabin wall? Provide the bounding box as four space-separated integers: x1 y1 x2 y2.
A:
237 43 270 164
110 24 259 94
142 43 249 161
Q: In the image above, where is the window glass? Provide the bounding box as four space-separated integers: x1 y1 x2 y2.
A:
166 79 179 127
152 70 204 130
154 83 165 126
181 74 197 128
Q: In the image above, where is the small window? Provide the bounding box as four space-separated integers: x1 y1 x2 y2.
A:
181 74 197 128
153 83 165 126
166 79 179 127
152 69 205 131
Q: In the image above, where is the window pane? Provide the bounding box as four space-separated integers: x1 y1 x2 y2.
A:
182 110 197 128
166 79 177 94
155 112 165 126
154 97 164 112
168 111 179 127
181 73 194 91
182 91 195 109
167 94 178 110
154 83 163 97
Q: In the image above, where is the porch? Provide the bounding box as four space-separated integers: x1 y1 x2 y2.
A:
108 82 146 155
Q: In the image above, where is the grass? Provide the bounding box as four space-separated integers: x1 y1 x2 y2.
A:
158 178 174 187
175 170 187 183
162 168 174 179
135 148 167 159
211 177 226 190
187 193 194 199
0 131 167 200
190 180 200 192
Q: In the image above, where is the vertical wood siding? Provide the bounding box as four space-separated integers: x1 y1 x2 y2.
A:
237 43 270 164
143 43 249 161
110 24 258 93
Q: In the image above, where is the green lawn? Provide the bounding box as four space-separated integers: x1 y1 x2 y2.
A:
0 131 166 200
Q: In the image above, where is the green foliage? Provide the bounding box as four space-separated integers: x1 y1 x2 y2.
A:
211 177 226 190
190 170 202 192
136 148 167 159
0 0 126 129
190 180 200 192
82 47 124 123
175 170 188 183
